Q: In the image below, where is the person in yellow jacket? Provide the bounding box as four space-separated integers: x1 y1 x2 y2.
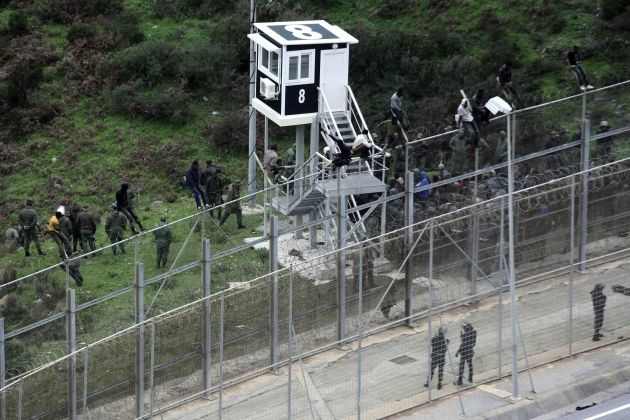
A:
45 207 71 258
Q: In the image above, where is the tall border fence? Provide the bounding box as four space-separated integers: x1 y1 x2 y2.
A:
0 81 629 419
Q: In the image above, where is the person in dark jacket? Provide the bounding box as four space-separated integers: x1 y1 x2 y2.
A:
331 135 352 168
77 206 97 254
424 327 449 390
186 160 208 210
69 202 82 252
116 183 144 234
455 323 477 385
497 62 518 103
591 283 606 341
18 199 45 257
105 205 128 255
58 252 84 287
567 46 593 91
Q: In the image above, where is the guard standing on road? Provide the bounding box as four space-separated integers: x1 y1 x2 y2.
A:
18 199 45 257
455 322 477 385
424 327 449 390
591 283 606 341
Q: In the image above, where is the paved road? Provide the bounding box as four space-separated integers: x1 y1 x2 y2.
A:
560 394 630 420
161 258 630 420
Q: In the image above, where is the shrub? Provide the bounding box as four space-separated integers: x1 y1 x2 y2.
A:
110 83 191 123
7 11 29 36
153 0 236 18
33 0 123 23
108 40 179 86
67 23 97 44
601 0 630 20
110 13 145 49
206 110 248 152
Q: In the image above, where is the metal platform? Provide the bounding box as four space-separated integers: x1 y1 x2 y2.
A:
319 172 386 198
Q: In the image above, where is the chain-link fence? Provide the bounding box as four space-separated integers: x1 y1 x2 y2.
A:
3 158 630 419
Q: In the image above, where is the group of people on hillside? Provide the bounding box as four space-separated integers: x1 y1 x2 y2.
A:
184 160 245 229
15 182 175 287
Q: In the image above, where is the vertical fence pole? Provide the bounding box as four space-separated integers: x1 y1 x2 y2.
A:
149 320 156 417
425 222 434 401
135 263 145 418
270 216 280 366
337 189 347 341
404 171 414 325
507 113 520 399
469 148 480 295
357 247 364 420
82 348 88 417
380 190 388 259
247 0 257 206
497 197 505 380
569 176 576 356
0 318 5 420
579 119 591 271
219 292 225 420
264 117 269 237
201 239 212 396
287 267 294 420
66 289 77 420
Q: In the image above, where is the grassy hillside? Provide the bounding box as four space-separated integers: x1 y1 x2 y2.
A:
0 0 629 373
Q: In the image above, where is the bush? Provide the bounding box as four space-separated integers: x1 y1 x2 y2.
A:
109 40 179 86
109 13 145 49
601 0 630 20
7 11 29 36
153 0 236 18
33 0 123 23
110 83 191 123
67 23 97 44
206 110 248 152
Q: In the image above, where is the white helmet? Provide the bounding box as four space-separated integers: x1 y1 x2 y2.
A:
56 206 66 215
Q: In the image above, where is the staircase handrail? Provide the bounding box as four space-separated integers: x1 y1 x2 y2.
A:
318 87 344 142
345 85 383 153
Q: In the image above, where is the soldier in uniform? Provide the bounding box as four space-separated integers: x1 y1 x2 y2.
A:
455 322 477 385
424 327 449 390
18 200 45 257
105 205 128 255
77 206 97 254
591 283 606 341
204 161 223 219
219 181 245 229
58 207 74 251
69 202 82 252
154 217 173 269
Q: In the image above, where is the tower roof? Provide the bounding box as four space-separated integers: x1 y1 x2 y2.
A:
253 20 358 46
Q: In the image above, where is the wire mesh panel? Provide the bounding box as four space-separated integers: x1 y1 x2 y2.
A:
76 288 135 347
151 303 204 414
83 329 137 418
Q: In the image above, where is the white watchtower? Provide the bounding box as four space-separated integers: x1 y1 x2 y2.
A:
248 20 387 247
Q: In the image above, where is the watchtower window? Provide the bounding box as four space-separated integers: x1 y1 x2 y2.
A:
286 50 315 85
259 46 280 81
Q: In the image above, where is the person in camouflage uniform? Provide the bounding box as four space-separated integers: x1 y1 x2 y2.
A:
204 161 223 219
219 181 245 229
105 205 128 255
77 206 97 255
154 217 173 269
18 200 45 257
58 207 74 253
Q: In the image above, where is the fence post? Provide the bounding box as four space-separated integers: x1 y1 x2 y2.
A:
507 112 520 399
337 190 347 341
497 198 505 380
469 148 480 295
201 239 212 397
404 171 414 325
295 125 305 239
569 176 576 356
425 222 434 401
135 263 145 418
270 216 280 366
0 318 5 420
579 119 591 271
66 289 77 420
